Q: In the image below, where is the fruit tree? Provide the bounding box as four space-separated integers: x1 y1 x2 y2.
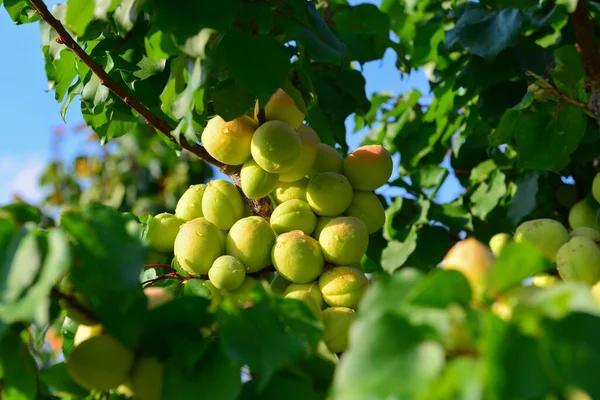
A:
4 0 600 399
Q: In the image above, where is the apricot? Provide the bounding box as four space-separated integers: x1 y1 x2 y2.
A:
531 273 560 288
306 172 353 216
321 307 355 353
285 291 322 318
129 356 164 400
175 184 206 221
569 200 600 231
174 218 225 275
144 213 184 253
74 324 103 346
283 281 324 308
66 334 134 391
319 266 368 309
262 88 305 129
201 115 257 165
271 230 325 283
570 227 600 240
343 145 393 191
309 143 344 176
442 238 495 302
279 127 318 182
592 281 600 306
343 191 385 233
208 255 246 290
228 277 261 307
270 199 317 235
312 216 335 239
226 216 276 273
202 179 245 230
251 120 302 173
272 178 309 204
297 124 320 145
144 286 174 309
488 233 512 257
514 218 569 262
556 236 600 285
318 217 369 265
270 272 292 295
593 173 600 205
240 159 279 199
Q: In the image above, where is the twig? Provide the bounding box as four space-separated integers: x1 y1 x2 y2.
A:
51 287 97 323
524 70 590 111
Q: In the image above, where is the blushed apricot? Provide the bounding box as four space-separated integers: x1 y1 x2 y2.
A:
319 267 368 309
322 307 355 353
272 230 324 284
306 172 353 216
240 159 279 199
343 145 393 191
251 120 302 173
272 178 309 204
144 286 174 309
270 199 317 235
343 191 385 233
202 179 245 230
201 115 257 165
174 218 225 275
318 217 369 265
514 218 569 262
175 184 206 221
225 216 276 273
309 143 344 176
262 88 305 129
144 213 184 253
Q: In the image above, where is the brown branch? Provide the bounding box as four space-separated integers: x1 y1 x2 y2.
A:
51 287 98 323
573 0 600 91
29 0 273 218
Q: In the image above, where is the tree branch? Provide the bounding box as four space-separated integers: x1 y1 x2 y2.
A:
29 0 273 218
51 287 98 323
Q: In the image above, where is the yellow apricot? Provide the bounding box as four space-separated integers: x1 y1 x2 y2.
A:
272 178 309 204
569 200 600 230
318 217 369 265
312 216 335 239
306 172 353 216
202 179 245 230
201 115 257 165
319 266 368 309
488 233 512 257
272 230 325 284
240 159 279 199
309 143 344 176
174 218 225 275
262 88 305 129
343 145 393 191
251 120 302 173
270 199 317 235
74 324 103 346
175 184 206 221
514 218 569 262
279 127 318 182
225 216 276 273
322 307 355 353
343 191 385 233
144 213 184 253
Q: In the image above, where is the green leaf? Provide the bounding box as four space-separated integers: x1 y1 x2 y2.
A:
550 45 588 103
507 171 539 225
240 371 321 400
420 356 483 400
0 326 39 400
557 0 578 13
491 240 552 294
145 27 179 61
113 0 144 33
3 0 40 24
40 362 88 397
0 202 41 225
408 269 472 308
94 0 120 20
210 78 255 121
470 170 507 221
381 228 418 274
496 0 538 7
66 0 94 36
43 48 77 103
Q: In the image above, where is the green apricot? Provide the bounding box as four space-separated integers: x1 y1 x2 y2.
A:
318 217 369 265
308 143 344 177
283 281 323 308
129 356 164 400
297 124 320 145
488 233 512 257
201 115 257 165
174 218 225 275
285 291 322 319
66 334 134 391
571 226 600 240
251 120 302 173
270 199 317 235
228 277 262 307
312 216 335 240
144 286 174 309
208 255 246 290
514 218 569 262
144 213 184 253
319 266 368 309
240 159 279 199
272 230 325 284
175 184 206 221
74 324 103 346
202 179 245 230
270 272 292 295
556 236 600 285
593 173 600 205
322 307 355 354
531 273 560 288
226 216 276 273
272 178 309 204
343 145 393 191
262 88 305 129
569 200 600 231
343 191 385 233
279 127 318 182
306 172 353 216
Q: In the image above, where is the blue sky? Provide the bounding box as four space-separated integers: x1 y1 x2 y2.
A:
0 1 460 207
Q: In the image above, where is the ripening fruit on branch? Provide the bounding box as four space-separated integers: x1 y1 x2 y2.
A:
309 143 344 176
592 173 600 205
514 218 569 262
208 255 246 291
66 334 134 391
272 178 309 204
202 179 245 230
175 184 206 221
201 115 257 165
262 88 305 129
279 126 319 182
318 217 369 266
272 230 325 284
285 291 322 319
343 191 385 233
251 120 302 173
570 227 600 240
240 159 279 199
228 277 264 307
319 266 369 308
488 233 512 257
270 199 317 235
144 286 174 309
74 324 103 346
306 172 353 216
322 307 355 353
174 218 225 275
569 200 600 231
144 213 184 253
343 145 393 191
283 281 324 309
312 216 335 239
556 236 600 285
128 356 164 400
226 216 276 273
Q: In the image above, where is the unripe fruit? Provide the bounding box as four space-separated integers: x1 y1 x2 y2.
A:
442 238 495 301
270 272 292 295
129 356 164 400
174 218 225 275
306 172 353 216
322 307 355 353
569 200 600 231
514 218 569 262
270 199 317 235
556 236 600 285
66 335 134 391
593 173 600 204
74 324 103 346
279 127 318 182
144 213 184 253
228 277 261 307
489 233 512 257
226 216 276 273
309 143 344 176
319 266 368 308
343 145 393 191
201 115 257 165
262 88 305 129
318 217 369 265
202 179 245 230
312 216 335 239
297 124 320 145
343 191 385 233
283 281 324 308
175 184 206 221
251 121 302 173
144 286 174 309
285 291 322 319
570 227 600 240
240 159 279 199
531 273 560 288
272 178 308 204
272 230 325 283
208 255 246 290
